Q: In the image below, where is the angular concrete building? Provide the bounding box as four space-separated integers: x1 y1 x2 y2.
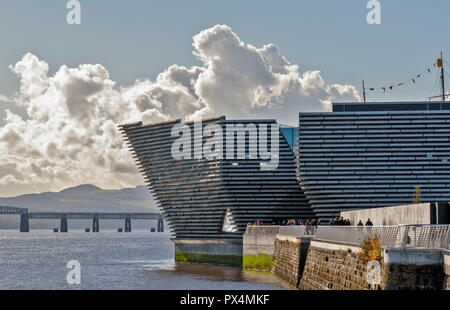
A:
297 102 450 221
120 116 314 265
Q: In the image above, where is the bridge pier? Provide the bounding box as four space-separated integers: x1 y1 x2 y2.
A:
157 215 164 232
60 217 68 232
20 211 29 232
125 218 131 232
92 218 99 232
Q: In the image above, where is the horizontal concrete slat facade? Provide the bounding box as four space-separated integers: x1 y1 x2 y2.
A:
297 103 450 222
120 116 314 240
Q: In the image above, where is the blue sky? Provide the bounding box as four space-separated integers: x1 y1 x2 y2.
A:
0 0 449 102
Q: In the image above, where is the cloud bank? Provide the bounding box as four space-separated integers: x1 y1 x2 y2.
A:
0 25 359 196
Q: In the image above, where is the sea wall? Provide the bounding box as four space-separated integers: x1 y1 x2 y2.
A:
298 241 383 290
383 248 445 290
243 225 449 290
242 232 278 271
271 235 311 287
270 238 448 290
173 239 242 266
445 251 450 290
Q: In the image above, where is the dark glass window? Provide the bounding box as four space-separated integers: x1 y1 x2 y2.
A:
333 105 344 112
334 103 431 112
442 103 450 110
429 103 440 110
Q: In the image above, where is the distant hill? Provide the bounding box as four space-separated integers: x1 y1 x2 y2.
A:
0 184 159 229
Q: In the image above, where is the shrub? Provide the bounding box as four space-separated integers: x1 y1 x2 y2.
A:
358 234 382 264
413 185 422 203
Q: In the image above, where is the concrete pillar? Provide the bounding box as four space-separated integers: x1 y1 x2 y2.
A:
60 217 68 232
125 218 131 232
157 215 164 232
92 218 99 232
20 211 29 232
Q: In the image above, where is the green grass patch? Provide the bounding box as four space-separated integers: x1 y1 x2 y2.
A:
243 254 273 272
175 252 242 267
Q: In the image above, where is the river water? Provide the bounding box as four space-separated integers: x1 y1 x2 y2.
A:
0 230 285 290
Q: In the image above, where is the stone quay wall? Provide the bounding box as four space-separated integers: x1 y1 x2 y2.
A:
298 241 383 290
243 229 450 290
271 235 311 287
270 238 449 290
442 251 450 290
383 248 445 290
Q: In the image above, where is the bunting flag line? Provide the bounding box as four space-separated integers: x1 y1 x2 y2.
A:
365 61 438 93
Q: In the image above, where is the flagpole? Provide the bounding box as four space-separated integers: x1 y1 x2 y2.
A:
362 80 366 103
441 51 445 101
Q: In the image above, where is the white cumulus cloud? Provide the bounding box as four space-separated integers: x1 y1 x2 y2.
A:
0 25 359 196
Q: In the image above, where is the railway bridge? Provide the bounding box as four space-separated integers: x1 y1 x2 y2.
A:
0 206 164 232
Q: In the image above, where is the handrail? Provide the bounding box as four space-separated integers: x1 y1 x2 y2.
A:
245 225 280 235
243 224 450 250
244 225 316 236
314 226 400 247
313 224 450 250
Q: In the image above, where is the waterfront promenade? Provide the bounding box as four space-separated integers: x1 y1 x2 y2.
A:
243 224 450 290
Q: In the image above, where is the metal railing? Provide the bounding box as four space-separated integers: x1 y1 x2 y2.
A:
401 225 450 249
314 225 450 250
314 226 401 247
245 225 280 235
277 225 318 236
245 225 316 236
244 224 450 250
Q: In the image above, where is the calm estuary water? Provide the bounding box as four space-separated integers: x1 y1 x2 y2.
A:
0 230 285 290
